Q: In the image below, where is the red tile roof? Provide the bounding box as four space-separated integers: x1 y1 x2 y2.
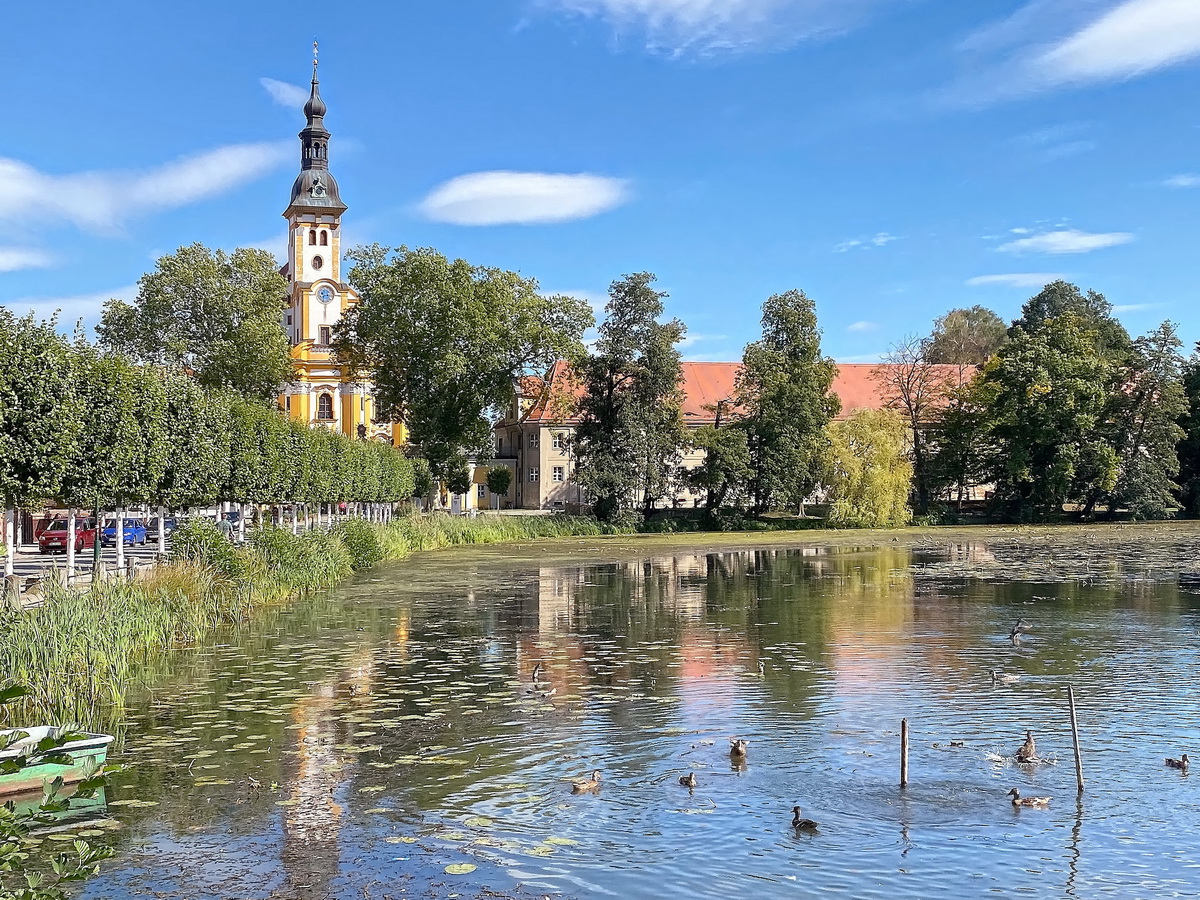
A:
516 360 967 426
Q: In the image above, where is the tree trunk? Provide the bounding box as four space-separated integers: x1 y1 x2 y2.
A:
115 507 126 576
157 505 167 557
3 506 14 578
66 508 77 582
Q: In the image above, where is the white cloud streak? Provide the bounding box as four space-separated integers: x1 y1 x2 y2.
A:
0 247 55 272
966 273 1065 288
1164 173 1200 188
260 77 309 109
0 143 290 233
847 320 878 332
3 285 138 325
419 171 631 226
998 228 1133 254
540 0 909 54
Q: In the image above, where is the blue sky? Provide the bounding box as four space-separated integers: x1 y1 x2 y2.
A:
3 0 1199 362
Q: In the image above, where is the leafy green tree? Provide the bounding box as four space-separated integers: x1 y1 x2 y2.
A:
338 245 592 482
825 409 913 528
736 290 839 514
971 312 1119 521
154 376 231 509
1100 323 1187 519
486 467 512 508
688 424 752 515
574 273 687 521
1178 343 1200 516
1010 280 1130 358
927 305 1007 365
97 243 291 402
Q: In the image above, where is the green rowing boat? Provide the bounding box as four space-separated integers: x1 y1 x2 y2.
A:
0 726 115 796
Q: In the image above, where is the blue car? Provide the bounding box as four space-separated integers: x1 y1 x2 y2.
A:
100 518 147 547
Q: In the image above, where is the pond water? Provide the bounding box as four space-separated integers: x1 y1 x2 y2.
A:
73 527 1200 899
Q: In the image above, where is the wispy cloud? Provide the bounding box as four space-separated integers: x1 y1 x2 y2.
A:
1164 173 1200 188
967 273 1065 288
3 285 138 325
260 77 309 109
999 228 1133 254
836 232 900 252
947 0 1200 104
419 171 631 226
0 247 55 272
0 144 290 234
538 0 909 55
847 320 878 332
1112 302 1161 312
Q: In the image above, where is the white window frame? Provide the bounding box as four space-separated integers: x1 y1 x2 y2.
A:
552 466 564 483
529 467 539 483
528 433 539 449
477 483 487 499
552 432 566 450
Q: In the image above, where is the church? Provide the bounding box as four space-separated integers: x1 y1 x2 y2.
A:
277 52 402 445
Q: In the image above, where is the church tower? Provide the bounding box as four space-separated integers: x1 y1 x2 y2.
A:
280 45 400 444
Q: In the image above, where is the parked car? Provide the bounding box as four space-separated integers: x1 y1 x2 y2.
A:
34 516 63 540
100 518 147 547
145 517 179 540
37 518 98 554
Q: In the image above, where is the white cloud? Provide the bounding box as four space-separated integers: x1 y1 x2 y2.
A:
0 143 290 234
847 320 878 332
1112 302 1160 312
3 285 138 325
835 239 863 252
872 232 899 246
998 228 1133 254
540 0 907 54
261 77 309 109
1164 173 1200 188
0 247 54 272
419 171 631 226
836 232 899 252
967 273 1065 288
1037 0 1200 85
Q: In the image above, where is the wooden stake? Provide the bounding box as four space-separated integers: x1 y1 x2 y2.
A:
1068 685 1084 794
900 718 909 788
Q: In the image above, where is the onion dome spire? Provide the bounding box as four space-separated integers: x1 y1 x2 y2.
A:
284 40 346 217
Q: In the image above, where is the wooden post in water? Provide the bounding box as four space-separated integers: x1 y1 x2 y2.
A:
1068 685 1084 794
900 718 909 788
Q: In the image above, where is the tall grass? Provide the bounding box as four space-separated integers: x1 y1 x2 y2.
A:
0 513 617 726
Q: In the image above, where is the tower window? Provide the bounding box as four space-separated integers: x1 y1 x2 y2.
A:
319 231 328 246
309 229 317 245
312 256 324 270
317 393 334 420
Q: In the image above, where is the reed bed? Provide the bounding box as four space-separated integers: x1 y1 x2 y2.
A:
0 513 617 726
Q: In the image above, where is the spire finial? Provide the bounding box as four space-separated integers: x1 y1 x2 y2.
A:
312 40 319 81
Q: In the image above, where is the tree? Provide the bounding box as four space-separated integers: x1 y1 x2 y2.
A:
873 335 962 514
1178 343 1200 516
1101 323 1187 519
1010 280 1130 358
824 409 913 528
971 312 1120 521
688 424 752 515
339 245 592 482
927 305 1007 365
486 467 512 509
736 290 839 514
574 273 687 521
97 243 292 402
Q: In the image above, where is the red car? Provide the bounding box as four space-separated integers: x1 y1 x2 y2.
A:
37 518 97 553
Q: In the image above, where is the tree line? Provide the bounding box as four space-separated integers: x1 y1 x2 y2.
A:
0 311 416 537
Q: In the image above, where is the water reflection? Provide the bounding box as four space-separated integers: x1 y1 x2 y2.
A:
74 535 1200 900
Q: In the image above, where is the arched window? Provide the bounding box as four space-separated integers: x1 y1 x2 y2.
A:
319 230 328 246
309 229 317 245
317 393 334 420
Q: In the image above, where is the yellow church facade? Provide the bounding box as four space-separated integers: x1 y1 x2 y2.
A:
277 54 403 445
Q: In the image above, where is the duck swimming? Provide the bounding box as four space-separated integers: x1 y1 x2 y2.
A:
791 806 818 831
1016 730 1036 763
571 770 602 794
1009 618 1029 641
991 669 1020 684
729 739 749 760
1166 753 1190 771
1007 788 1051 808
679 772 698 788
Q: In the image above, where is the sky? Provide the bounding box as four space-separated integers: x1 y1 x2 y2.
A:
3 0 1199 362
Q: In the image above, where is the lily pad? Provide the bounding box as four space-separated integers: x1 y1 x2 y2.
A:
444 863 477 875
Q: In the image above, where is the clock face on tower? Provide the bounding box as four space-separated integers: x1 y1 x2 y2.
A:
317 287 334 304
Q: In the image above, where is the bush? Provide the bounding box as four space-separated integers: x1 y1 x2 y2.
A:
333 518 384 570
171 517 245 580
247 525 352 590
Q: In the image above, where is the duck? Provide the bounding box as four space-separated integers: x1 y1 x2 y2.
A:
1166 753 1190 771
758 660 766 677
1016 730 1037 763
570 770 602 794
1009 618 1028 642
991 669 1021 684
531 662 544 683
679 772 698 788
791 806 818 831
1007 788 1051 808
729 739 749 760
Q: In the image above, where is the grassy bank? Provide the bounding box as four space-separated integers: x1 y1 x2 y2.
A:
0 514 618 726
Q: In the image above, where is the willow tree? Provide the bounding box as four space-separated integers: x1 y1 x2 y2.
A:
825 409 913 528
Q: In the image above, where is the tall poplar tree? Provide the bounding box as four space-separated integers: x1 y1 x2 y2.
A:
573 273 687 522
736 290 839 514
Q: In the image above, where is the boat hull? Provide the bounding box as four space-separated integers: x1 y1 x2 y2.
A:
0 731 114 796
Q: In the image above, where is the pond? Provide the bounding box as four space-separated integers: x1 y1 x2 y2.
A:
72 526 1200 899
